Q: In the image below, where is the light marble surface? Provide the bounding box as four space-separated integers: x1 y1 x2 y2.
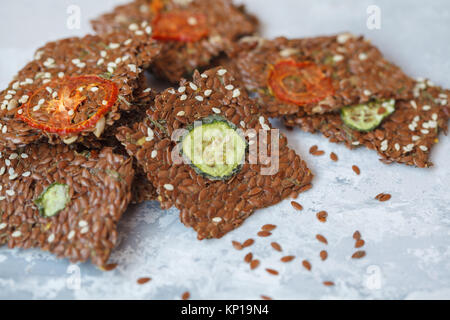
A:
0 0 449 300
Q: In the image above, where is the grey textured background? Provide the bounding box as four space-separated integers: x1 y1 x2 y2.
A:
0 0 449 299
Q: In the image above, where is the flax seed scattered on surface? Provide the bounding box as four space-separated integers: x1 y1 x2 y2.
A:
137 277 151 285
353 231 361 240
281 255 295 263
291 201 303 211
316 234 328 245
352 165 361 175
330 152 338 161
323 281 335 287
312 150 325 156
250 259 260 270
302 260 312 271
182 291 190 300
262 224 277 232
232 240 243 250
103 263 118 271
244 252 253 263
309 145 318 154
320 250 328 261
242 238 254 248
257 231 272 237
265 268 279 275
316 211 328 223
355 239 365 248
261 295 273 300
352 250 366 259
271 242 282 252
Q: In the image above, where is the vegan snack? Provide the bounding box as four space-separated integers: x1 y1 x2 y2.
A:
285 81 450 167
91 0 259 83
0 145 134 267
0 31 160 150
116 66 313 239
224 34 414 117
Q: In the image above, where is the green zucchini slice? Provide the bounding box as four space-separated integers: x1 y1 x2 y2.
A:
181 115 247 180
341 99 395 132
34 183 70 218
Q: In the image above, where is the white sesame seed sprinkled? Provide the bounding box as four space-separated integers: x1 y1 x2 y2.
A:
419 145 428 151
240 121 246 128
58 72 64 78
48 234 55 243
17 109 23 115
68 110 74 116
128 64 137 73
80 226 89 234
408 124 416 131
107 66 115 73
22 171 31 177
394 143 400 151
4 94 12 100
204 89 212 97
421 129 429 134
145 26 152 34
212 217 222 223
5 159 10 166
97 59 105 66
52 92 58 99
109 43 120 49
72 58 81 65
7 90 16 95
107 62 117 68
422 122 430 129
333 54 344 62
151 150 158 158
217 69 227 76
38 98 45 105
6 190 15 196
78 220 88 228
12 82 20 90
176 111 185 116
187 16 198 25
180 94 187 101
32 105 40 112
441 99 448 106
178 86 186 93
189 83 198 91
431 113 438 121
135 30 144 36
262 124 270 131
102 100 108 106
337 33 352 44
212 107 221 114
0 167 5 175
124 39 132 46
115 57 122 64
0 196 4 201
128 23 138 31
413 116 420 122
359 53 368 60
2 126 7 134
195 96 204 101
0 223 6 230
422 105 431 111
68 230 75 240
352 141 360 146
143 88 151 93
9 153 18 160
43 79 51 84
201 73 208 78
225 84 234 91
7 99 18 111
410 100 418 109
232 88 241 98
164 184 174 191
168 89 176 94
11 231 21 238
147 128 154 140
380 140 388 151
363 89 372 96
90 87 99 92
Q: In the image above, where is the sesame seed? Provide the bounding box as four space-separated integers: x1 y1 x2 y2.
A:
68 110 74 116
4 94 12 100
413 115 420 122
143 88 151 93
240 121 246 128
180 94 187 101
337 33 352 44
259 116 265 125
195 96 204 101
109 43 120 49
6 190 15 196
431 113 438 120
394 143 400 151
421 129 429 134
71 58 81 65
128 23 138 31
128 64 137 73
102 100 108 106
187 16 198 25
48 234 55 243
419 145 428 151
201 73 208 78
178 86 186 93
67 230 75 240
90 87 98 92
2 126 7 134
145 26 152 34
164 184 174 191
217 69 227 76
333 54 344 62
58 72 64 78
80 226 89 234
0 167 4 175
151 150 158 158
78 220 88 228
189 83 198 91
212 107 221 114
147 128 154 141
168 89 176 94
363 89 372 96
176 111 185 116
0 196 4 201
225 84 234 91
232 89 241 98
212 217 222 223
11 231 21 238
22 171 31 177
135 30 144 36
12 82 20 90
0 223 6 230
262 124 270 131
410 100 418 109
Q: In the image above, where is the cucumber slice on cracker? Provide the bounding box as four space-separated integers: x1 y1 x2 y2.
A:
341 99 395 132
34 183 70 218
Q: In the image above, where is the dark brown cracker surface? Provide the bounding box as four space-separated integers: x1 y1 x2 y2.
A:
91 0 258 83
0 145 134 267
284 82 449 167
0 31 160 150
225 34 414 117
116 66 313 239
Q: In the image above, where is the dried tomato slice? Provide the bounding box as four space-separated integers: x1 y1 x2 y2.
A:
16 75 118 135
268 60 334 106
152 11 209 42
